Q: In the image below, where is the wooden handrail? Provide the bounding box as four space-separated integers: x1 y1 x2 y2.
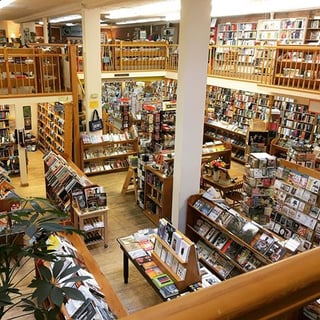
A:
120 247 320 320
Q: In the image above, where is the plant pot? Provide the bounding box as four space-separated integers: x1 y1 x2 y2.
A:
213 170 219 181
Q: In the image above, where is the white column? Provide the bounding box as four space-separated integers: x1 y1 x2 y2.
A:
43 18 49 43
81 7 102 129
171 0 211 231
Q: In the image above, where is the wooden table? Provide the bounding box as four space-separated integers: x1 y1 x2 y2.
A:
202 174 243 198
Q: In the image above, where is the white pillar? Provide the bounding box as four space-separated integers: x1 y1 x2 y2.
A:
81 7 102 129
43 18 49 43
171 0 211 231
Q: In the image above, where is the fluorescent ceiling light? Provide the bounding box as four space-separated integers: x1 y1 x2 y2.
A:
0 0 15 9
116 17 165 25
50 14 81 23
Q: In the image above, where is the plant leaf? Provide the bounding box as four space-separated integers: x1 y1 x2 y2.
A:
50 286 64 307
61 287 86 301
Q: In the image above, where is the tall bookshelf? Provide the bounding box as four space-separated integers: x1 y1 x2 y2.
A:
37 101 73 158
0 104 18 174
144 165 173 225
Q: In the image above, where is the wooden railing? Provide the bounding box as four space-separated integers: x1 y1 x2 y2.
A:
0 46 72 97
1 42 319 97
121 246 320 320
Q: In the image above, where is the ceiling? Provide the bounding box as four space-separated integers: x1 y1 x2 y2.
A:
1 0 320 26
0 0 154 23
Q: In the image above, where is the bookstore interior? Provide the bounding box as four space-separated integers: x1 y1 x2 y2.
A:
1 1 320 319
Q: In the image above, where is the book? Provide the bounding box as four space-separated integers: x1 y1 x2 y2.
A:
145 266 163 279
142 261 157 270
265 241 287 262
157 218 167 239
213 233 229 250
253 233 275 254
163 222 176 245
202 273 221 288
179 239 191 262
171 231 182 254
159 283 179 299
239 221 260 244
152 274 174 288
176 263 187 280
135 255 153 265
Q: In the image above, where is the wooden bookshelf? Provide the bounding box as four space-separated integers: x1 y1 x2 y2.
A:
79 132 139 175
143 165 173 225
37 101 73 159
185 194 292 281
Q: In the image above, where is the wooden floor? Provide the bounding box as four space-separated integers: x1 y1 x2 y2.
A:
10 150 245 318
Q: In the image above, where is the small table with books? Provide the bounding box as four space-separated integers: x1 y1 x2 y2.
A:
202 173 243 198
117 220 202 301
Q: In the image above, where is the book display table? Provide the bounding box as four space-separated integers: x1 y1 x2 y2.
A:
117 222 201 301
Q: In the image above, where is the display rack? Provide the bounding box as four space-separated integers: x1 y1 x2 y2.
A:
186 194 291 281
37 101 73 158
143 165 173 225
71 206 109 248
152 219 201 291
268 159 320 250
305 17 320 43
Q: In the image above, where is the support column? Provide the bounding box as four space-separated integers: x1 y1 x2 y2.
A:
43 17 49 43
171 0 211 231
81 7 102 131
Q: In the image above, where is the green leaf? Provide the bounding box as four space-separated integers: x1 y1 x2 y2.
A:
61 275 91 284
61 287 86 301
57 265 80 280
25 224 37 238
52 259 65 279
50 286 64 307
32 282 52 304
38 264 53 282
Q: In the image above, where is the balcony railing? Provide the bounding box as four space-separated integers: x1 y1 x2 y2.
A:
0 42 319 98
0 46 72 97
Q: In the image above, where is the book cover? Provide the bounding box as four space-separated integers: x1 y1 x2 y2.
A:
157 218 167 239
202 273 221 288
142 261 157 270
236 247 252 267
165 251 174 267
253 233 274 254
159 283 179 299
224 241 243 260
176 263 187 280
265 241 287 262
135 255 153 265
239 221 260 244
198 221 212 237
153 240 163 257
179 239 191 262
171 231 182 254
163 222 176 245
145 266 163 279
152 274 174 288
213 233 229 250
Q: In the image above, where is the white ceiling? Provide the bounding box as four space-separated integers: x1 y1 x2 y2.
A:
1 0 320 25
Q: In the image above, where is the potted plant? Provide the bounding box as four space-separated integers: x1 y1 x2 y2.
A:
0 197 88 320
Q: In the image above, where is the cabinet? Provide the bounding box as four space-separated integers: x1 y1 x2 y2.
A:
114 41 167 71
71 206 108 248
144 165 173 225
80 132 139 175
306 18 320 43
279 18 307 44
186 194 290 281
272 46 320 91
37 101 73 158
257 19 281 45
0 48 37 94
